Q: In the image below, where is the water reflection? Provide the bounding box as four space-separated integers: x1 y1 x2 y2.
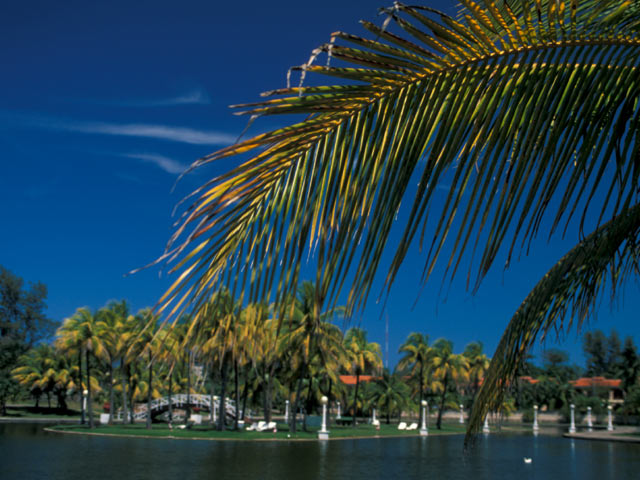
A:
1 424 639 480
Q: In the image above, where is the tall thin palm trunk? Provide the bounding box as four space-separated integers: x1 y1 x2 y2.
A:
327 378 333 428
168 373 173 423
290 364 306 434
128 365 135 425
79 350 85 425
352 372 360 427
120 358 128 424
234 360 239 430
303 377 314 431
436 374 449 430
86 350 94 429
108 363 114 424
209 369 215 427
218 359 227 431
418 362 424 427
186 351 192 423
146 350 153 430
240 375 249 421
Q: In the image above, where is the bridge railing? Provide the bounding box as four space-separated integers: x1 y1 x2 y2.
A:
115 394 237 421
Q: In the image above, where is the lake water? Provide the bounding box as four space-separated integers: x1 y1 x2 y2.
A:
1 423 638 479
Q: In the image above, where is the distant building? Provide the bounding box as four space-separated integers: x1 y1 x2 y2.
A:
339 375 376 385
569 377 624 404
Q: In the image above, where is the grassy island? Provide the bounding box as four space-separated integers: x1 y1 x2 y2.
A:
48 422 467 441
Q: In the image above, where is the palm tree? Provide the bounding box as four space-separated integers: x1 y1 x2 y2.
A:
344 327 382 426
103 300 137 424
464 341 490 402
284 281 344 433
153 0 640 440
431 339 469 430
56 307 106 428
12 345 53 408
398 333 431 426
95 304 124 424
246 304 280 423
199 289 239 431
369 370 410 424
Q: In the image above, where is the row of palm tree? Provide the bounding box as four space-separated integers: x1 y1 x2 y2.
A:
12 281 493 431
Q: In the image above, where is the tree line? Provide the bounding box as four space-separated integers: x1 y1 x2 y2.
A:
3 265 640 429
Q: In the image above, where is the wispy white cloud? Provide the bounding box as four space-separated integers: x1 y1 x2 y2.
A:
122 153 187 174
61 120 236 145
0 111 237 145
65 88 211 107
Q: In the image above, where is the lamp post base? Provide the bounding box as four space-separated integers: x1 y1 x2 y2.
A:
419 428 428 436
318 431 329 440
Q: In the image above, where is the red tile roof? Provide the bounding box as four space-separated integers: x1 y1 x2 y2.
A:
339 375 376 385
570 377 622 388
519 376 540 385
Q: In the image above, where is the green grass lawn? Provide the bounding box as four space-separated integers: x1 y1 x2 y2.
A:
49 421 467 441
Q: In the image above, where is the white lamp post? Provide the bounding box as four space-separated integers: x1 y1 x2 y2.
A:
459 404 464 424
318 396 329 440
82 389 88 425
372 408 377 424
284 399 290 423
607 405 614 432
587 406 593 431
533 405 539 433
420 400 428 436
569 404 576 434
482 415 490 434
213 396 218 423
337 401 341 419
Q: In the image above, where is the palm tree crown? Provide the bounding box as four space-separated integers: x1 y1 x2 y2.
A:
152 0 640 439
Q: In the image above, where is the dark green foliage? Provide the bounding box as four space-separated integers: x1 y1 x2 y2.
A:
620 337 640 391
582 329 633 380
0 266 53 415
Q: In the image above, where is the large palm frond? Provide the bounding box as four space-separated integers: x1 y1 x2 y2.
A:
153 0 640 436
466 201 640 441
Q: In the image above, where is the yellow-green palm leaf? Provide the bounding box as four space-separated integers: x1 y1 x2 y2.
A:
153 0 640 438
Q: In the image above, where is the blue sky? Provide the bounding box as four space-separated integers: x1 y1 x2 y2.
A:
2 0 638 368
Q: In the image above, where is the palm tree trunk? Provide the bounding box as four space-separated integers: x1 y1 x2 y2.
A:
290 364 306 434
419 362 424 427
46 392 51 408
209 369 215 427
327 378 333 428
86 350 94 429
352 372 360 427
168 372 173 423
120 358 128 424
234 360 239 430
79 349 85 425
35 395 40 408
240 374 249 421
108 362 114 424
128 365 135 425
262 375 270 423
186 351 192 423
303 377 314 432
218 359 227 431
436 375 448 430
146 350 153 430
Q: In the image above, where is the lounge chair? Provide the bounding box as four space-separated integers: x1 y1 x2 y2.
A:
407 423 418 430
397 422 407 430
246 422 258 431
256 421 268 432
